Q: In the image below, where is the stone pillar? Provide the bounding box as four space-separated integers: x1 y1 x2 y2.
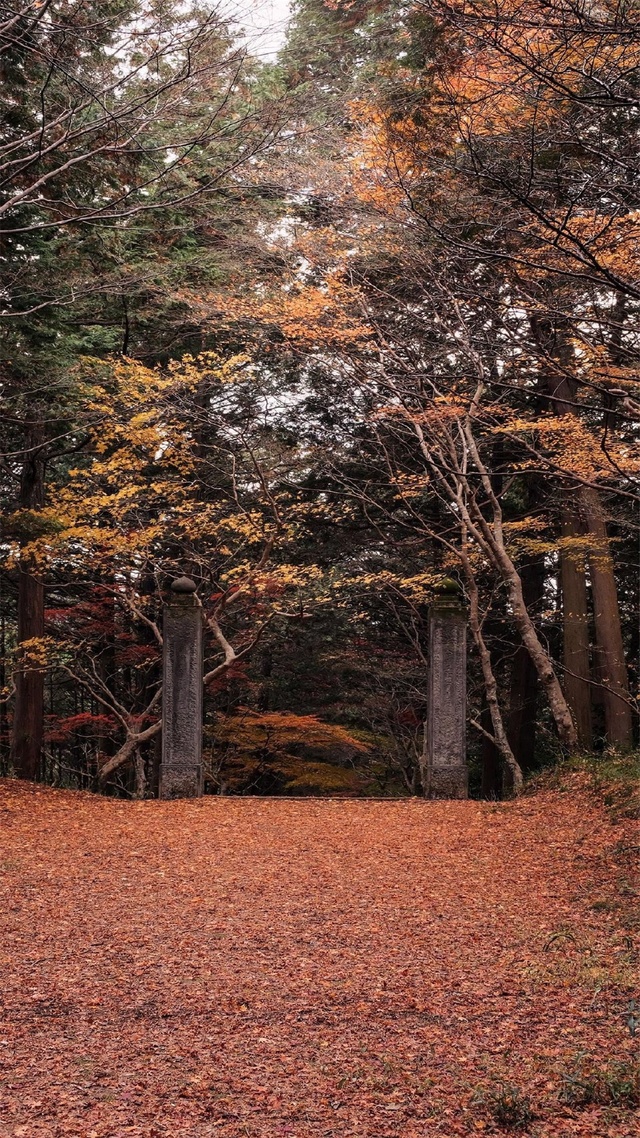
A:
425 579 468 799
159 576 203 799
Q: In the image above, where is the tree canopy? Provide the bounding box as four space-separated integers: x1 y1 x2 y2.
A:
0 0 638 797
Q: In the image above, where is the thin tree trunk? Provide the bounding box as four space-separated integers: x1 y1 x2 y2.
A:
97 720 161 785
10 421 46 781
408 407 578 748
96 586 116 769
149 728 162 798
480 702 501 798
134 748 146 799
464 560 523 793
485 538 577 748
463 415 577 748
507 644 540 769
507 557 545 770
528 315 588 751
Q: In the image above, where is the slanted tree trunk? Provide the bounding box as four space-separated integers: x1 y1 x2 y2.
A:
463 414 578 749
492 536 577 748
97 719 162 786
406 400 578 750
10 421 46 780
581 487 633 749
465 567 523 794
530 317 589 749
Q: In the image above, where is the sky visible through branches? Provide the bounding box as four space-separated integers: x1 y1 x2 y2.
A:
230 0 291 58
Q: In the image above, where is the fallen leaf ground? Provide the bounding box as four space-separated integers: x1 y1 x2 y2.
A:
0 778 637 1138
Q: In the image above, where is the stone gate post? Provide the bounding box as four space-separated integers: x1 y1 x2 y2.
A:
425 579 468 799
159 575 203 799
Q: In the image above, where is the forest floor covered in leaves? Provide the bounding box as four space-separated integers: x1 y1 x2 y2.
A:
0 777 637 1138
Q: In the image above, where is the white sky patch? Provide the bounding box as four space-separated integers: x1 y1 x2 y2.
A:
222 0 292 60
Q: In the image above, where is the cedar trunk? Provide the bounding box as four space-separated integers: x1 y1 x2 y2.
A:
581 488 633 749
480 702 501 798
10 422 46 780
537 319 631 749
499 560 577 748
560 511 592 748
506 557 545 772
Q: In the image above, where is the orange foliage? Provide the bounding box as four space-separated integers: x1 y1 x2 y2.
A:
188 271 371 350
207 709 368 794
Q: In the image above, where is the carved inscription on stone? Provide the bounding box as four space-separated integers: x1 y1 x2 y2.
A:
160 583 203 799
427 610 468 798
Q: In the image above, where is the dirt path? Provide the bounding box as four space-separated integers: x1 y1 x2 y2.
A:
0 779 636 1137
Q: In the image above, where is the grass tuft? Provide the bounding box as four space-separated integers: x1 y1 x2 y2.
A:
474 1083 536 1130
559 1056 640 1109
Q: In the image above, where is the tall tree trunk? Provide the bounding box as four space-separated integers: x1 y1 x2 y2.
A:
581 487 633 749
0 602 7 769
507 557 545 769
530 315 590 749
492 552 577 748
535 314 631 749
559 513 592 748
507 640 540 768
10 421 46 780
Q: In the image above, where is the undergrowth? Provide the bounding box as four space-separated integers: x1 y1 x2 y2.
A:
528 748 640 822
473 1083 536 1130
559 1055 640 1109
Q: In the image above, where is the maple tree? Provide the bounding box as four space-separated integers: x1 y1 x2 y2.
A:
206 708 368 794
9 350 340 793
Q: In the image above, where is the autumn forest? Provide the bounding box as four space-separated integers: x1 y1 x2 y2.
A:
1 0 638 799
1 3 639 1135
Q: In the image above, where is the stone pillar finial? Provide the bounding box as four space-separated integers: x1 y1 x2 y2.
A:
159 574 203 799
425 577 468 799
171 575 197 594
